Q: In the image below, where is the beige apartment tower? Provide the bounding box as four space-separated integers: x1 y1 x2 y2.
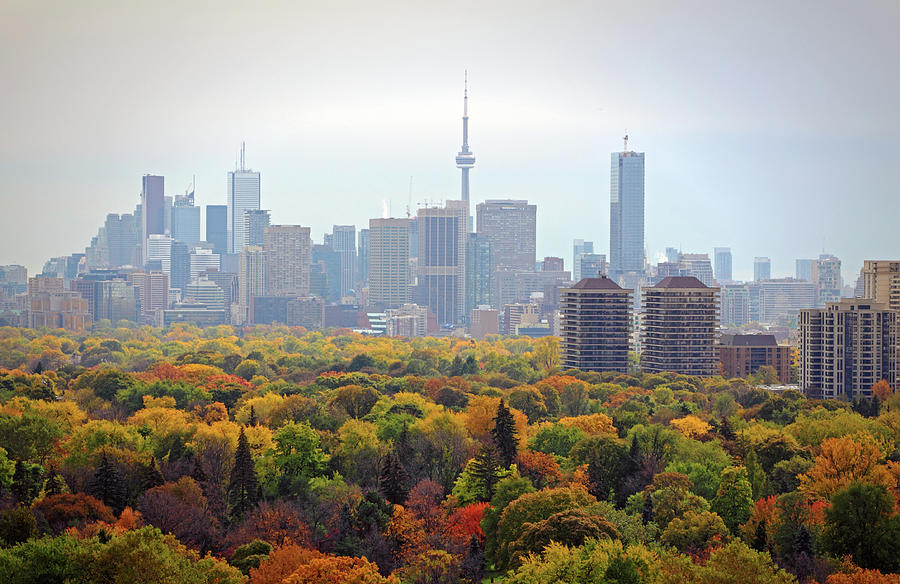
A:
641 276 720 376
799 298 898 400
367 218 410 309
264 225 311 296
862 260 900 311
560 276 633 373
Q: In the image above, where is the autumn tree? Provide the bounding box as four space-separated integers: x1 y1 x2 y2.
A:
872 379 893 403
228 427 260 523
492 399 518 468
798 435 893 501
508 508 619 568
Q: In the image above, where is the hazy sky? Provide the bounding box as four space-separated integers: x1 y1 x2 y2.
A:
1 0 898 282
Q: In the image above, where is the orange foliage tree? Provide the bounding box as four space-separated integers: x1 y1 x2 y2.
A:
798 436 895 501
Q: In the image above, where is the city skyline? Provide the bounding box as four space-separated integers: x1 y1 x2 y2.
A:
2 1 899 282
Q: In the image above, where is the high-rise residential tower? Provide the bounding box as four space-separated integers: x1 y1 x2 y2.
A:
368 218 410 310
417 200 468 325
264 225 311 296
641 276 720 376
560 276 633 373
812 254 841 306
714 247 732 283
455 73 475 226
141 174 165 263
754 257 771 281
475 199 536 272
861 260 900 310
331 225 357 297
609 137 645 279
227 144 261 253
357 228 370 290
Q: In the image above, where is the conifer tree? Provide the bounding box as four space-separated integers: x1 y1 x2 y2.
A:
227 427 259 523
43 465 67 497
491 399 518 468
88 450 126 513
469 443 503 501
11 461 39 505
248 405 258 427
139 456 165 491
378 452 409 505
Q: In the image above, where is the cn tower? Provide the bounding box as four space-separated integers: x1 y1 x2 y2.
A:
455 72 475 218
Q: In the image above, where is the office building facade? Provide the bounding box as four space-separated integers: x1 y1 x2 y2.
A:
264 225 311 296
609 148 645 278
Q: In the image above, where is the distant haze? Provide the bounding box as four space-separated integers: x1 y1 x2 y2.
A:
1 0 898 282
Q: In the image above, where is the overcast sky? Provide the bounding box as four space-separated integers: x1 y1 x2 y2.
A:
1 0 898 282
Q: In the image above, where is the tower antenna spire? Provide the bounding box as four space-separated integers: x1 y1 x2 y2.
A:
455 71 476 215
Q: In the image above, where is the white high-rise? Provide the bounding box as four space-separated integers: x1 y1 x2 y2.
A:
227 143 261 254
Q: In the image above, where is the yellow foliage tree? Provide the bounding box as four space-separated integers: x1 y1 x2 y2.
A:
669 415 712 439
558 413 617 436
798 435 895 501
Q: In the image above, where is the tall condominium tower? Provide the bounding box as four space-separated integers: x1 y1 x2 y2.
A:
357 228 370 290
800 299 898 399
609 137 645 279
141 174 165 263
466 232 494 317
206 205 228 254
417 200 468 325
754 257 771 281
368 218 410 309
455 73 475 226
476 199 536 272
264 225 311 295
227 144 261 253
560 276 633 373
641 276 720 376
678 253 715 287
331 225 357 297
795 259 814 282
714 247 732 283
238 246 267 308
861 260 900 310
812 254 841 306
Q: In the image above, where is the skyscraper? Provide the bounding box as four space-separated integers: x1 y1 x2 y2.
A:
678 253 715 287
357 228 370 289
243 209 271 248
714 247 732 283
264 225 311 296
331 225 357 297
572 239 594 281
206 205 227 254
609 138 645 279
368 218 410 309
171 192 200 246
466 232 493 317
455 73 475 226
238 246 267 314
560 276 633 373
146 234 173 276
861 260 900 310
141 174 165 263
812 254 841 307
795 259 814 282
227 144 261 253
475 199 536 272
169 241 191 292
417 200 467 325
754 257 771 281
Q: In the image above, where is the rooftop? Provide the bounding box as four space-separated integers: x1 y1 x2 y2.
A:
653 276 708 289
570 276 624 290
720 334 778 347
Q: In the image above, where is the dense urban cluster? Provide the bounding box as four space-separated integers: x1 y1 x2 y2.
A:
0 326 897 583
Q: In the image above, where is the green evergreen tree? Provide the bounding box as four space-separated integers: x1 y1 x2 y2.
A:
744 449 767 500
227 427 259 523
491 399 518 468
88 451 127 513
248 405 258 427
11 461 39 505
43 465 67 497
469 443 503 501
379 451 409 505
139 456 164 491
